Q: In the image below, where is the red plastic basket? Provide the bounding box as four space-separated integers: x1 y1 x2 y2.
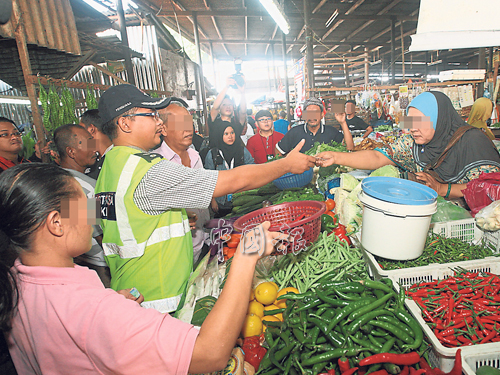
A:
233 201 327 254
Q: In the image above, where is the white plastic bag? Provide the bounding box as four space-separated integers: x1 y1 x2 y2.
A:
475 200 500 231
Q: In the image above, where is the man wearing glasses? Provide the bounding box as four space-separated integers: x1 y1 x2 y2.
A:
94 85 317 313
246 109 284 164
0 117 29 175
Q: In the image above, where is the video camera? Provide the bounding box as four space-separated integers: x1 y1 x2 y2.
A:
230 58 244 89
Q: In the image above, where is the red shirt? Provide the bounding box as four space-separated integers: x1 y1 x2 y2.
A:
246 131 284 164
0 155 29 174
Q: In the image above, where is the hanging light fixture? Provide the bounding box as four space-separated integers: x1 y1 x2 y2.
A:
259 0 290 34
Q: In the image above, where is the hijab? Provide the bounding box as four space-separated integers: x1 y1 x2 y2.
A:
217 125 245 168
408 91 500 183
468 97 495 140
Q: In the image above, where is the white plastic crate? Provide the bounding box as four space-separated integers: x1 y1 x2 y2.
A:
365 249 500 287
362 218 499 282
462 348 500 375
391 275 500 372
431 218 483 244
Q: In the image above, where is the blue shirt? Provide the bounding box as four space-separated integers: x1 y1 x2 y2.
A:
274 119 289 135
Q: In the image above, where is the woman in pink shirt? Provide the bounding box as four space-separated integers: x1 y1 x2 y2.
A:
0 163 285 374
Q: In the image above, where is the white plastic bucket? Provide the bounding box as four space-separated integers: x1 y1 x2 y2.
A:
359 190 437 260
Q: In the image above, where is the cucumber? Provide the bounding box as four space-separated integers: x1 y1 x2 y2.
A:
258 183 281 195
232 188 260 199
232 195 263 207
234 202 264 215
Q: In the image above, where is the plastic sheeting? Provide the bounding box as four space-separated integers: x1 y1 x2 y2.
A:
409 0 500 51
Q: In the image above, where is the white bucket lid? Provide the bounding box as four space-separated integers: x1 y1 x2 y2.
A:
359 190 437 217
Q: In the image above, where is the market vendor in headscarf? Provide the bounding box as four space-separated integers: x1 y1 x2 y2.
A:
468 97 495 140
316 91 500 199
204 123 254 216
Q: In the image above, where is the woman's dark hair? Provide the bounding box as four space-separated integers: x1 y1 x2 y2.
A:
0 163 78 330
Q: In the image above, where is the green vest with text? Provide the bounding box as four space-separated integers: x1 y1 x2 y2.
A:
95 146 193 313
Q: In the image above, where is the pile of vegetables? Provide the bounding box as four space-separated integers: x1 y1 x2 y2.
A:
375 125 394 132
407 269 500 347
257 277 430 375
305 141 348 156
329 166 400 235
376 233 497 270
271 187 324 205
270 232 368 293
38 80 78 133
228 183 283 216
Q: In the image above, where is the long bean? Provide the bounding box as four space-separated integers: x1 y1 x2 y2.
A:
270 231 368 292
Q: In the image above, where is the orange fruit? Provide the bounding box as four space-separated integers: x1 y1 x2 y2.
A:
248 300 265 318
241 314 263 338
255 282 278 306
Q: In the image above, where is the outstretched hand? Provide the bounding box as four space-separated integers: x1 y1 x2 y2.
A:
315 151 337 167
284 139 316 174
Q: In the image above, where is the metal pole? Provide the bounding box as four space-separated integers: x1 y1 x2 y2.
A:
424 51 428 82
209 42 217 89
193 13 208 125
400 23 405 81
116 0 135 85
266 56 272 93
344 58 350 87
271 43 278 91
364 47 369 86
304 0 315 92
478 47 486 98
390 18 396 85
282 31 291 123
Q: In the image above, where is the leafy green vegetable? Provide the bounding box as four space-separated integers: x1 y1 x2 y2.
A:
191 296 217 326
21 130 36 159
305 141 347 156
369 165 400 178
340 173 359 192
375 125 393 132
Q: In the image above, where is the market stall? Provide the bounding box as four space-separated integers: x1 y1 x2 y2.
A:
167 132 500 374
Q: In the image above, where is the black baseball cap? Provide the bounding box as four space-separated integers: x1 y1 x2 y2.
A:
98 84 173 124
255 109 273 120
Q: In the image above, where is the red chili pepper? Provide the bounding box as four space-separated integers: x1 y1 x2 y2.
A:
359 352 420 366
339 357 351 373
456 335 473 345
399 366 410 375
480 325 497 344
370 370 389 375
419 357 434 375
439 336 460 347
444 349 461 375
341 367 359 375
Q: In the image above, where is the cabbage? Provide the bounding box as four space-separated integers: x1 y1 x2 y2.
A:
347 182 363 206
340 173 360 192
369 165 400 178
331 187 362 234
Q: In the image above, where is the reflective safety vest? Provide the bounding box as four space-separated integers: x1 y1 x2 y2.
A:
95 146 193 313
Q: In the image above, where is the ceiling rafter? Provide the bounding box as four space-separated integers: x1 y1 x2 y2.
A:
324 0 402 54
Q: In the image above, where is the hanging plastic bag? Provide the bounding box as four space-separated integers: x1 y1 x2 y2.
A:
462 172 500 216
476 201 500 231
